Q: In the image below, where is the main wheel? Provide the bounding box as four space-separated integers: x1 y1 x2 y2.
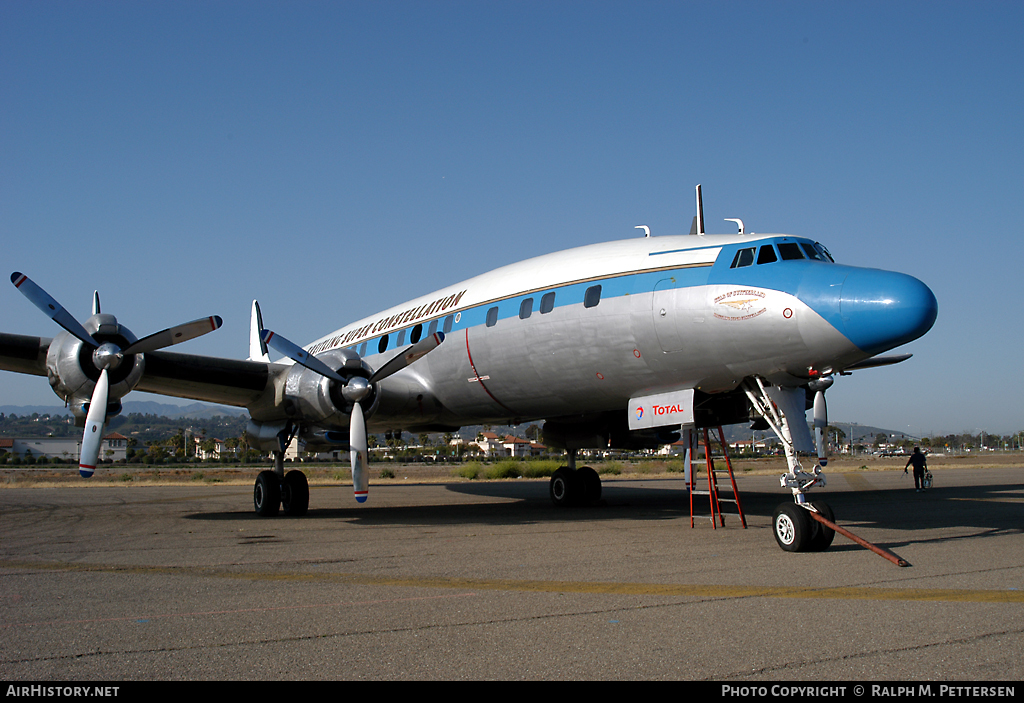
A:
806 501 835 552
577 466 602 504
550 467 582 507
254 470 281 517
773 502 811 552
281 470 309 516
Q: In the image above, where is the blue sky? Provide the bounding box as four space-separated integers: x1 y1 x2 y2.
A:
2 1 1022 437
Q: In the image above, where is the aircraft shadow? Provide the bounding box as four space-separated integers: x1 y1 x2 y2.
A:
186 479 1023 552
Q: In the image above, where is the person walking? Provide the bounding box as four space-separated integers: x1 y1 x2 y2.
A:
905 447 928 492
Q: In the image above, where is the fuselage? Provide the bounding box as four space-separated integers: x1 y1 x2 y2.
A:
301 233 937 432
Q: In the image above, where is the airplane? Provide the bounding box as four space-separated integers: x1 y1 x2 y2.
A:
0 187 938 553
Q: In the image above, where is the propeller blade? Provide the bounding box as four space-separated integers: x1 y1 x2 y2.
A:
122 316 223 355
11 272 100 347
261 329 347 383
840 353 912 372
369 331 445 384
79 369 109 477
813 389 828 467
350 401 368 503
248 301 270 362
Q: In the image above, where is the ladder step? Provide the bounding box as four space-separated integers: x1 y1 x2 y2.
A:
688 425 747 530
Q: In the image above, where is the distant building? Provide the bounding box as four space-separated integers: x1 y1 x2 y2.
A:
0 433 128 462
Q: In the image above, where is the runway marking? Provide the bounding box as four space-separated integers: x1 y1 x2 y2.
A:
3 559 1023 605
0 590 476 629
950 497 1024 504
843 473 876 491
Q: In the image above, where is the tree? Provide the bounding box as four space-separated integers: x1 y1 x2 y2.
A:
826 425 846 450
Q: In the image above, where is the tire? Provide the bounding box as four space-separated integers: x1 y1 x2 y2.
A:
254 470 281 517
281 470 309 517
773 502 811 552
577 466 602 504
550 467 582 507
807 501 835 552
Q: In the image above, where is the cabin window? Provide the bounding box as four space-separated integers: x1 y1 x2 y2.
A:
427 319 438 336
397 329 406 346
731 248 755 268
378 335 389 354
584 285 602 309
519 298 533 319
540 292 555 314
757 245 778 265
357 342 367 356
486 307 499 327
410 324 422 343
778 242 805 260
443 314 454 334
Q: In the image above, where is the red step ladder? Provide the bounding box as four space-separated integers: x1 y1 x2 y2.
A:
688 426 747 529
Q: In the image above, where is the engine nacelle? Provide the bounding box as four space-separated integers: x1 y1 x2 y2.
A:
245 419 293 453
45 314 145 424
280 349 380 427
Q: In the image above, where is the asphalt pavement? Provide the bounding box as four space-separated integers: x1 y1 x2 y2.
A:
1 465 1021 681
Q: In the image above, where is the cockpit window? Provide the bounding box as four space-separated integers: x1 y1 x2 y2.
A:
730 248 755 268
777 242 805 261
801 242 825 261
757 245 778 265
814 242 835 262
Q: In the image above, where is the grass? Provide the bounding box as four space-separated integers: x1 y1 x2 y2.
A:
452 459 563 480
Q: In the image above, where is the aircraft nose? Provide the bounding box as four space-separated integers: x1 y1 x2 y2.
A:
839 269 938 354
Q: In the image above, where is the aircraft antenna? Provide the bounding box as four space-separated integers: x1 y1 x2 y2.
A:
635 225 650 237
694 184 705 236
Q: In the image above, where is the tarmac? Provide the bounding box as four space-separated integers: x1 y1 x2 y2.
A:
1 465 1021 681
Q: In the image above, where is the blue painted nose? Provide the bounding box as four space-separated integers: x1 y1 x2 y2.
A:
839 269 938 354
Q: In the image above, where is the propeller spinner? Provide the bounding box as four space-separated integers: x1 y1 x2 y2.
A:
11 272 222 477
261 327 444 502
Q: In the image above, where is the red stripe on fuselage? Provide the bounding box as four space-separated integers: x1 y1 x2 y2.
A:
464 329 516 415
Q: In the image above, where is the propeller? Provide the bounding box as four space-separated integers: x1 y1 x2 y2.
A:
79 368 109 477
11 272 222 477
260 328 445 502
809 376 834 468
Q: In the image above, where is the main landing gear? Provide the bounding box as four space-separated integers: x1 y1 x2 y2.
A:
253 450 309 517
549 450 603 507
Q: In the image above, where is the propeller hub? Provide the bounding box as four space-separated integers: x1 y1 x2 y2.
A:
342 376 372 404
93 342 124 371
807 376 834 393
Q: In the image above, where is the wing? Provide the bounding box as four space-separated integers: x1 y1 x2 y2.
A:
0 333 50 377
1 331 280 410
133 349 276 408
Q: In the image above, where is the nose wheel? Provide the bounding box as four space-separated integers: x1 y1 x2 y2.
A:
772 501 835 552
